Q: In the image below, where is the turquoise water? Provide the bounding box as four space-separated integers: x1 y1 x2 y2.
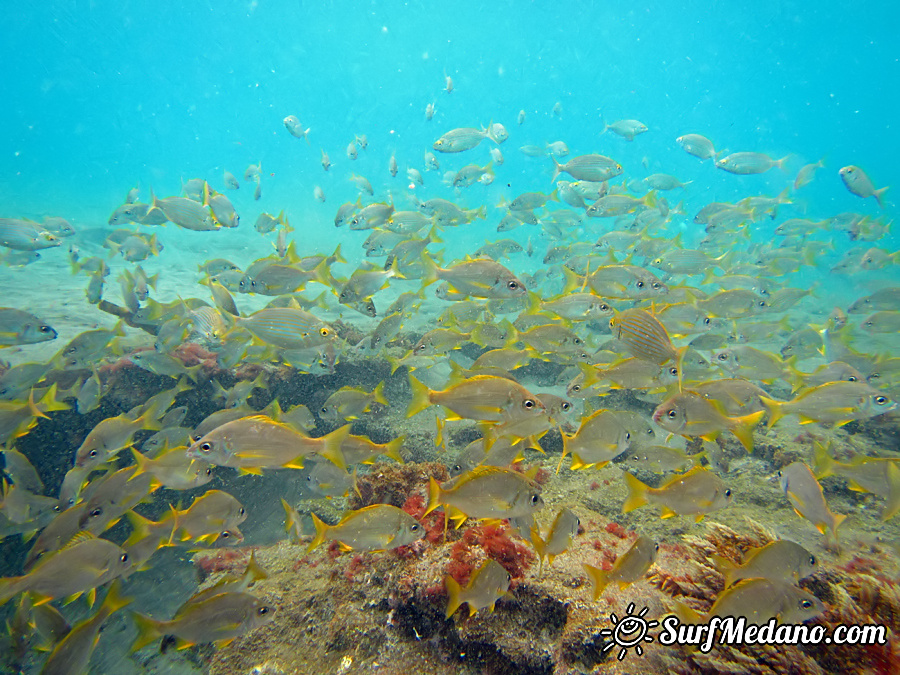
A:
1 2 899 674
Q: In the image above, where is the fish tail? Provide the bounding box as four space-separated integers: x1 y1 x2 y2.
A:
830 512 847 539
372 380 389 407
382 435 405 464
672 599 702 625
812 440 835 478
130 448 152 478
881 463 900 521
729 410 764 452
424 476 443 516
874 186 888 209
622 472 649 513
131 612 165 652
244 550 269 584
307 512 329 553
419 251 440 288
550 155 562 183
583 563 610 601
100 579 132 616
709 554 737 587
318 424 350 470
759 396 785 431
444 575 464 618
406 374 433 418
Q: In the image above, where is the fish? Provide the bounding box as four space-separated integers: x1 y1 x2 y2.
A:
551 154 623 182
839 165 888 207
779 462 846 538
407 374 545 424
676 578 824 625
793 158 825 189
676 133 717 160
0 535 131 605
163 489 247 545
0 218 60 251
283 114 310 141
623 466 733 521
715 152 789 174
712 539 818 587
517 109 525 124
813 441 900 521
445 559 511 618
132 447 213 491
583 535 658 599
0 309 57 347
425 466 544 526
74 399 167 471
319 382 388 422
530 507 580 573
422 255 526 299
223 171 240 189
604 119 648 140
307 504 424 552
186 415 348 473
562 409 632 470
653 391 764 451
609 308 684 367
131 591 274 652
433 127 490 153
760 381 897 428
38 580 131 675
425 102 435 120
314 186 326 202
231 307 335 350
149 193 218 231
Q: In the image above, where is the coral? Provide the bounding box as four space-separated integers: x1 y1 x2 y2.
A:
349 461 449 510
604 522 628 539
193 548 249 581
400 493 445 544
446 522 535 586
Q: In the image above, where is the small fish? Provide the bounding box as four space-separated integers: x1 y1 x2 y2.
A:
314 185 326 202
793 158 825 189
0 218 60 251
131 591 274 652
163 489 246 545
761 381 897 428
232 307 335 350
407 374 545 424
426 466 544 526
223 171 240 189
653 391 764 451
517 109 525 125
779 462 845 538
715 152 789 175
562 409 632 470
676 133 717 160
149 194 218 231
283 115 310 142
308 504 423 552
319 382 388 422
623 466 733 521
839 165 888 207
583 536 658 599
604 119 648 141
0 309 57 347
433 127 490 153
530 507 580 573
712 539 818 587
609 308 683 367
445 559 511 618
425 101 435 120
346 140 358 160
422 255 526 299
813 441 900 521
132 447 213 491
388 154 398 177
253 182 262 201
551 154 623 182
676 578 824 625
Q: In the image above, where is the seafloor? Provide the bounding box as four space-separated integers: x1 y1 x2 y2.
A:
3 338 900 675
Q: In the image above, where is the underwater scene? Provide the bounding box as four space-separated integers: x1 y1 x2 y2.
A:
1 1 899 673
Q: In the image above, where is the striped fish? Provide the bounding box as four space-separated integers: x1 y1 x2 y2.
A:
233 308 334 350
609 308 679 366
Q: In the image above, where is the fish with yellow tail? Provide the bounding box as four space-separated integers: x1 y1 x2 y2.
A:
583 535 658 599
406 373 545 424
530 507 580 575
652 391 764 451
623 466 732 521
779 462 846 539
760 381 897 429
306 504 424 553
839 165 888 208
813 440 900 521
445 559 511 619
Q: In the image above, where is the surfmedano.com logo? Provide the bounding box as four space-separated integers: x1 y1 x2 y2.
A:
600 605 887 659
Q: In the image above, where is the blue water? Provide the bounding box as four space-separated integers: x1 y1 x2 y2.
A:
2 1 896 252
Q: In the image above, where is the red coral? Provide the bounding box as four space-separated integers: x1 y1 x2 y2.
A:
839 556 883 576
605 522 627 539
345 554 366 581
194 548 248 580
590 481 601 491
326 541 343 560
446 522 535 584
532 467 551 485
401 493 443 543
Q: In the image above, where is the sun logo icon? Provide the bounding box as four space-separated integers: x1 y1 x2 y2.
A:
598 602 657 661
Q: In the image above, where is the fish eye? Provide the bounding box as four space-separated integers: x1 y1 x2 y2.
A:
320 328 330 336
523 399 535 409
600 304 609 311
89 449 98 457
875 396 888 405
411 524 420 531
258 606 270 615
717 353 728 361
703 317 711 325
205 468 213 476
801 599 813 609
668 367 678 375
869 373 881 380
561 402 570 411
573 337 583 345
40 325 53 333
90 508 102 517
339 292 347 300
200 442 212 452
120 553 129 563
239 507 245 516
847 375 858 382
809 555 817 566
724 489 732 497
625 432 631 440
506 573 512 582
572 384 581 392
777 470 783 477
652 282 661 290
221 531 230 538
666 409 677 418
758 300 767 307
507 281 519 290
530 494 540 504
452 464 461 473
636 281 644 288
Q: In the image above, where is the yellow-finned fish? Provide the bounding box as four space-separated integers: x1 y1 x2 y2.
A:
711 539 818 587
675 578 824 625
761 381 897 429
562 409 632 470
609 308 685 367
839 165 888 208
530 507 580 574
425 465 544 527
813 441 900 521
779 462 846 539
653 391 764 451
445 559 511 618
163 489 247 545
407 374 545 424
307 504 424 553
583 535 658 599
623 466 732 521
0 308 57 347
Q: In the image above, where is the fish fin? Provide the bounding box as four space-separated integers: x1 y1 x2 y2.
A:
622 472 649 513
435 416 445 449
671 599 702 625
307 513 329 553
831 513 847 538
318 424 350 470
448 507 468 529
660 506 677 519
811 440 835 479
444 576 463 619
372 380 389 406
730 410 764 452
583 563 609 601
130 612 164 652
381 436 405 464
406 374 433 418
693 513 705 523
237 466 264 476
759 396 786 431
424 476 443 516
709 554 736 586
